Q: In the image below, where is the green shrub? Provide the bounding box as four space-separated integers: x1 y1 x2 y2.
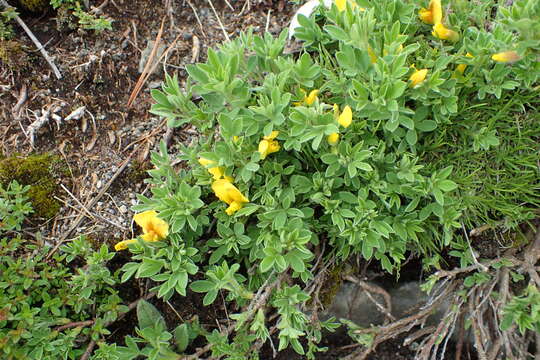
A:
0 186 125 359
118 0 539 357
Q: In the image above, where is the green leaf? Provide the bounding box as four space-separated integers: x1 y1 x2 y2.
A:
324 25 349 41
190 280 215 293
416 120 437 132
137 258 165 278
406 129 417 145
433 188 444 205
260 256 274 273
137 300 166 330
287 253 305 273
174 324 190 352
203 290 218 306
186 64 209 83
121 262 139 283
438 180 458 192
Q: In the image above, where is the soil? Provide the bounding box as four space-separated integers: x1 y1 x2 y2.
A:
0 1 514 359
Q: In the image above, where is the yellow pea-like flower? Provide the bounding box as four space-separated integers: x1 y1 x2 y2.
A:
211 179 249 215
335 0 363 12
455 53 473 74
491 51 520 63
114 210 169 251
327 132 340 146
305 89 319 105
419 0 442 25
258 131 280 160
368 46 378 64
338 105 353 128
409 68 428 88
432 23 459 42
335 0 346 12
198 157 226 180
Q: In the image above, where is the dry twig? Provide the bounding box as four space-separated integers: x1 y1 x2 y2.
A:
46 149 136 259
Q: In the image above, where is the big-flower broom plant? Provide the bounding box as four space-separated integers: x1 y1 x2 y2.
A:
119 0 540 357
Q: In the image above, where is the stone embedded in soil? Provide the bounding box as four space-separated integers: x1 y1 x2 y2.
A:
138 40 167 75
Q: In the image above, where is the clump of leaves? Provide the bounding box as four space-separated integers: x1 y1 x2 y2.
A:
0 186 126 359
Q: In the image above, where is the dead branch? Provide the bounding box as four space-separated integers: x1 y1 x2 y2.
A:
345 275 394 322
12 84 27 120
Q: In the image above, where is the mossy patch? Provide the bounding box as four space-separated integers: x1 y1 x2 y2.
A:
15 0 50 13
0 153 65 219
0 40 29 70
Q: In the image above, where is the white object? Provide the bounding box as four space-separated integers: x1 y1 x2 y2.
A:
289 0 333 39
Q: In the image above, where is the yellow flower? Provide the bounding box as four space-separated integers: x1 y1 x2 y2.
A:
305 89 319 105
293 89 319 106
367 46 377 64
198 157 225 180
114 239 137 251
337 105 353 128
491 51 520 63
258 131 280 160
335 0 346 11
409 67 428 88
115 210 169 251
198 158 234 182
211 179 249 215
419 0 442 25
335 0 363 12
418 8 433 24
455 53 473 74
327 132 340 145
432 22 459 42
233 136 240 143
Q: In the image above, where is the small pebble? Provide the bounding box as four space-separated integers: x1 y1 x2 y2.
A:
119 205 128 213
96 180 102 189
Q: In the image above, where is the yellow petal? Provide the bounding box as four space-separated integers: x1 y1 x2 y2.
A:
327 132 340 145
368 46 377 64
258 139 270 160
198 158 215 167
133 210 169 240
419 8 433 24
212 179 249 206
432 23 459 42
455 63 467 74
409 69 428 88
225 201 243 215
335 0 346 12
267 139 280 154
114 239 137 251
429 0 442 24
263 131 279 140
491 51 520 63
338 105 352 128
141 232 160 242
305 90 319 105
133 210 158 232
208 166 225 180
199 157 224 179
233 136 240 143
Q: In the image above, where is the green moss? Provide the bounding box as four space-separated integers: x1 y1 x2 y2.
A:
16 0 50 13
0 154 65 219
0 40 28 70
318 264 347 308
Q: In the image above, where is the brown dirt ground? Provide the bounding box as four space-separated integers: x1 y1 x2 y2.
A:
0 1 482 359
